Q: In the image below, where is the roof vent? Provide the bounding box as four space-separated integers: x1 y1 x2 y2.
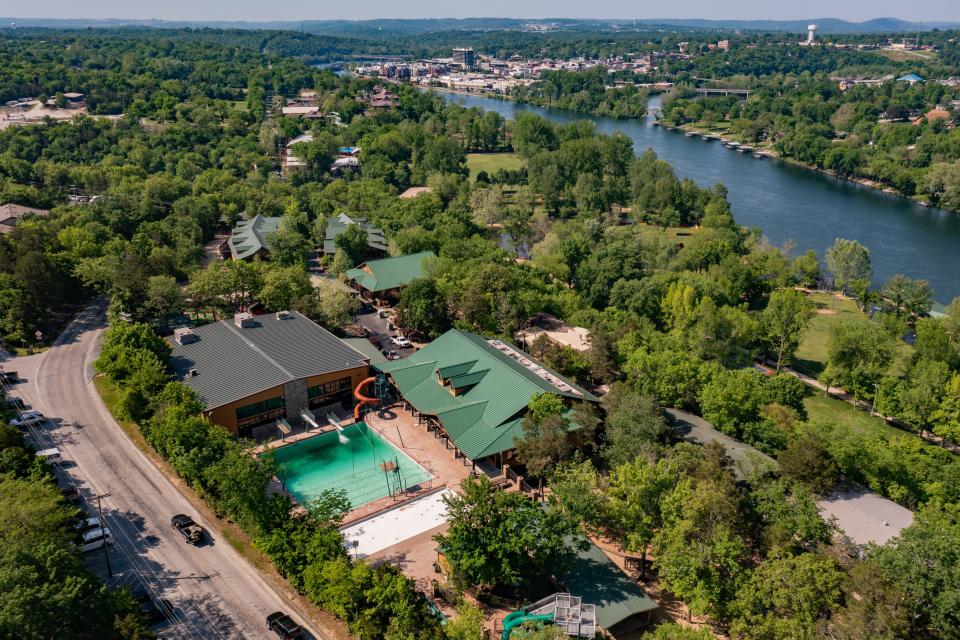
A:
276 310 290 320
186 368 198 378
173 327 199 345
234 312 255 328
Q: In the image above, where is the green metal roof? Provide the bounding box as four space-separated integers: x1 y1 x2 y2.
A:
228 215 281 260
375 329 597 460
341 337 388 365
563 542 658 631
322 213 387 255
345 251 436 293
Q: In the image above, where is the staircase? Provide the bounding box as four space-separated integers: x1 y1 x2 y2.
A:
525 593 596 638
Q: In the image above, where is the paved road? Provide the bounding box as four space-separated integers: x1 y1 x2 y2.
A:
6 302 320 639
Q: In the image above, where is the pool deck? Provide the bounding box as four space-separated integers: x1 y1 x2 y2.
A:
364 404 475 492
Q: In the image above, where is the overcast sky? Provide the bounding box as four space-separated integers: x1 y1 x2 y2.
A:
3 1 958 23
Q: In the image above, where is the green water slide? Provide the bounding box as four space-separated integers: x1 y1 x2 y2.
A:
500 610 555 640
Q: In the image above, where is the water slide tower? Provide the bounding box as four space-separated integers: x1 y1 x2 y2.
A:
807 24 818 45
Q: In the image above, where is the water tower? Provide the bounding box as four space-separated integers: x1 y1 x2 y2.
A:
807 24 818 44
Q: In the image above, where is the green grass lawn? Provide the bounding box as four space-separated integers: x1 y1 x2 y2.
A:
466 152 525 181
794 291 912 377
803 390 909 441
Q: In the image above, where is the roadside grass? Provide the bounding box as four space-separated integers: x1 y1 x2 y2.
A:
803 389 910 441
794 291 912 377
466 152 525 181
93 375 348 638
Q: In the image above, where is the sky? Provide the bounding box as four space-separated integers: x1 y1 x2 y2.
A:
2 0 958 23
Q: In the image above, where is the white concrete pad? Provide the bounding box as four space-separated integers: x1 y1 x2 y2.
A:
341 488 453 558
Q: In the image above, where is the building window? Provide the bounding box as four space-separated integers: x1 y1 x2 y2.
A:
308 377 352 400
235 396 285 429
308 377 353 410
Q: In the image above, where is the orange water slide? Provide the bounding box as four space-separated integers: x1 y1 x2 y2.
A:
354 377 378 420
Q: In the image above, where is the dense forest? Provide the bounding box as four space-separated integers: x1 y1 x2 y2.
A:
4 25 960 640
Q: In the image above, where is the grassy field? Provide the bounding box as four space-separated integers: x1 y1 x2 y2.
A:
466 152 525 181
794 291 912 376
634 221 701 243
876 49 939 63
803 390 908 440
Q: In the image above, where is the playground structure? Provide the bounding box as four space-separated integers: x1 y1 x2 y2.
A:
501 593 596 640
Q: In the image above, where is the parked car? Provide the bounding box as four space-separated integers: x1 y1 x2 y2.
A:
62 486 83 505
0 370 19 384
266 611 304 639
80 527 112 552
10 410 44 428
3 396 26 410
170 514 205 544
36 447 62 463
73 516 101 532
390 335 412 348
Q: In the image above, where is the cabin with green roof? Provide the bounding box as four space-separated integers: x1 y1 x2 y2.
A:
227 215 281 261
322 212 387 257
345 251 436 301
374 329 598 468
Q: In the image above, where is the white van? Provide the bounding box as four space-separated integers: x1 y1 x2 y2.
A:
80 527 112 553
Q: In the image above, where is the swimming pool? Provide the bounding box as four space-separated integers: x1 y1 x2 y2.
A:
271 422 432 508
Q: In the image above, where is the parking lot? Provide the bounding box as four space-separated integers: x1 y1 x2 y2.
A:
355 304 416 359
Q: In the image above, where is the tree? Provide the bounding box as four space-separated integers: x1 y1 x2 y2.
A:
258 265 312 312
699 368 765 438
602 387 671 466
898 358 949 439
883 274 933 318
329 248 353 276
820 322 895 401
0 474 134 639
749 477 832 552
825 239 872 294
653 475 746 622
777 434 838 495
933 373 960 445
792 250 821 288
443 603 487 640
396 278 451 339
144 275 183 327
607 457 674 578
642 624 713 640
515 393 576 482
334 224 369 265
729 552 843 640
824 562 912 640
294 279 359 329
435 475 584 591
762 289 814 371
869 501 960 637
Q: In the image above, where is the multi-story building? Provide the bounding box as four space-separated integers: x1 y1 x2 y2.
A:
453 47 476 70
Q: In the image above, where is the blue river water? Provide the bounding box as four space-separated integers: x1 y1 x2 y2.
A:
441 92 960 303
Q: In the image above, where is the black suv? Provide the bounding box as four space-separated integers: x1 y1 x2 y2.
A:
266 611 304 639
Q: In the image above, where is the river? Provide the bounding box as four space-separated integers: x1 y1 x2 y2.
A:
440 92 960 303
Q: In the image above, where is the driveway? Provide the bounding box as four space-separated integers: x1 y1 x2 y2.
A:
4 301 323 639
355 306 415 359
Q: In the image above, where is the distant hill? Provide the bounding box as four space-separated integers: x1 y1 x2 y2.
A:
632 17 960 33
0 16 957 34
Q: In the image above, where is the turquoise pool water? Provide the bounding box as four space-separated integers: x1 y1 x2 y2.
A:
272 422 431 508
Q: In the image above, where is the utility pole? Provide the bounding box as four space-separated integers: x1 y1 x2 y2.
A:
95 493 113 578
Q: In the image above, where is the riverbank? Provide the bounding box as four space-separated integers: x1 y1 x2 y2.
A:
660 119 943 210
